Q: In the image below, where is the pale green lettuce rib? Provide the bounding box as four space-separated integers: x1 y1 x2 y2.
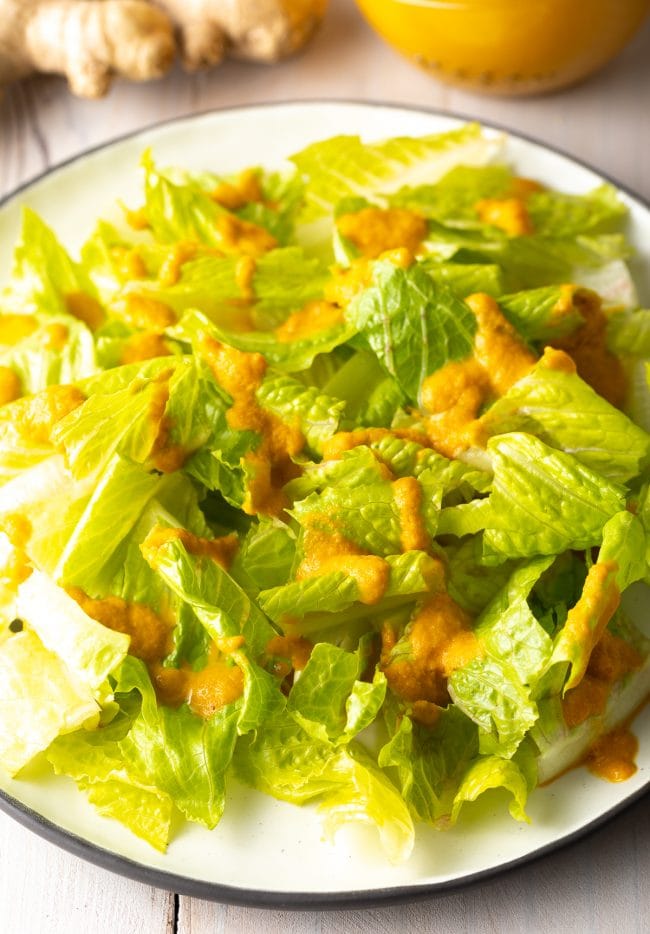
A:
291 124 502 222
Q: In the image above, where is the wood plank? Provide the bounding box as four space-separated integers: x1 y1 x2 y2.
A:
0 810 175 934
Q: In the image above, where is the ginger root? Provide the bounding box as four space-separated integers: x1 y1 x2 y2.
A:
0 0 327 98
156 0 329 70
0 1 176 97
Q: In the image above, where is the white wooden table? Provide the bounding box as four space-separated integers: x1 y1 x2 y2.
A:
0 2 649 930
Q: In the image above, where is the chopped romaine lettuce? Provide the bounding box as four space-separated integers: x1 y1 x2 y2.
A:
0 122 647 865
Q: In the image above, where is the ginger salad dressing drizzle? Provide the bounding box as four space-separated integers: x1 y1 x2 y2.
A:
420 292 537 459
295 514 390 607
200 336 304 515
71 528 245 719
336 207 429 258
586 724 640 783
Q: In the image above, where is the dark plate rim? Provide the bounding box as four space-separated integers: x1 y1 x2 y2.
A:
0 98 648 909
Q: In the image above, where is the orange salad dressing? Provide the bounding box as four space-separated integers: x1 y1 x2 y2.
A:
120 332 172 365
381 592 480 708
475 197 533 236
586 726 639 783
296 518 390 607
321 426 430 461
392 476 429 553
211 169 264 211
118 294 177 332
65 292 105 331
0 367 21 405
157 242 198 287
550 288 627 407
336 207 428 258
142 525 238 570
265 634 314 678
70 586 245 719
110 246 148 282
420 292 536 458
200 336 304 515
217 214 277 257
275 300 344 342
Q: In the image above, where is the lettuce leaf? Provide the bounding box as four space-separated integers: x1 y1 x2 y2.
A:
378 705 478 823
527 184 626 238
4 208 99 317
234 712 414 862
0 630 101 776
291 124 502 223
0 315 97 393
345 259 476 404
606 307 650 356
115 656 239 828
287 641 386 745
0 572 129 775
550 511 647 691
483 433 627 558
16 571 129 693
390 163 514 223
175 308 355 373
46 709 173 852
259 550 442 627
481 355 650 482
450 755 531 824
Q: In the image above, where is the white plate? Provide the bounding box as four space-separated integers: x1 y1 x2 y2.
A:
0 101 648 907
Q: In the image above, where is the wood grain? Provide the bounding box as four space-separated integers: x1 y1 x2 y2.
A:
0 810 174 934
0 1 648 931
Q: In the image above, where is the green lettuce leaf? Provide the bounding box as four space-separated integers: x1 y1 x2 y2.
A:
259 551 443 627
140 152 226 246
481 355 650 482
175 308 355 373
0 629 101 775
483 433 627 558
0 570 128 775
390 163 514 223
450 755 531 824
550 511 647 691
115 656 239 828
229 518 296 594
320 349 404 428
234 712 414 862
129 246 328 331
4 208 99 317
291 124 502 223
46 709 172 852
378 705 478 823
141 532 276 657
287 641 386 745
0 315 97 393
449 656 539 759
475 557 555 685
498 286 584 342
527 184 626 237
346 259 477 405
606 307 650 356
16 571 129 694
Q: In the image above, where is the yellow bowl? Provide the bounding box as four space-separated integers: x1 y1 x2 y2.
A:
354 0 650 95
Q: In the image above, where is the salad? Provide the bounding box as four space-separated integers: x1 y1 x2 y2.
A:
0 123 648 864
